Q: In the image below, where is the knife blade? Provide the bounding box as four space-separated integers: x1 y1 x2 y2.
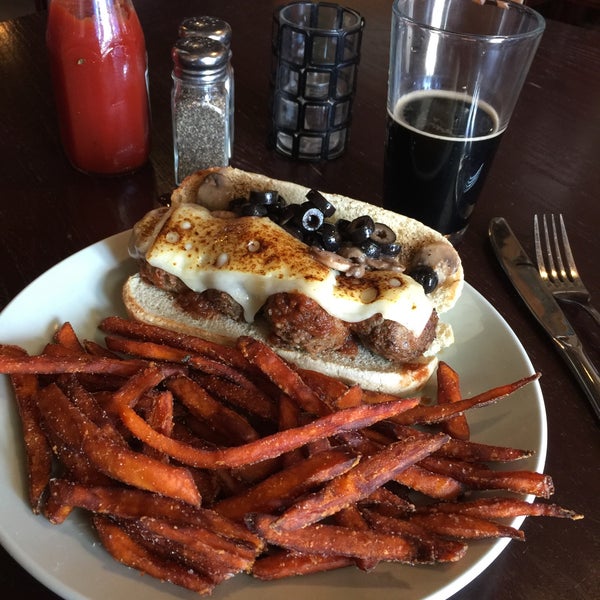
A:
489 217 600 422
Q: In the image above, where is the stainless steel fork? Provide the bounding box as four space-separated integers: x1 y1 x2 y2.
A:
534 214 600 327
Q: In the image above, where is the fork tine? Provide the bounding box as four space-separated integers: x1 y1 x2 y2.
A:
550 214 567 281
558 214 579 282
533 215 549 280
542 215 558 281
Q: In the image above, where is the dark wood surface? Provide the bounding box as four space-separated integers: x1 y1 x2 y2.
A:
0 2 598 599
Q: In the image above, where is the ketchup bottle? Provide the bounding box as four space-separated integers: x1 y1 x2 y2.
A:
46 0 151 175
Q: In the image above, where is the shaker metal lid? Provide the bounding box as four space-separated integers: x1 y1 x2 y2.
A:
172 37 228 76
178 16 232 47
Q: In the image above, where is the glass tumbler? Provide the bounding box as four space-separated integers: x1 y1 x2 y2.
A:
384 0 545 244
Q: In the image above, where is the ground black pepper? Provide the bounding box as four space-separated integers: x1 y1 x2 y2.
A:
171 37 232 184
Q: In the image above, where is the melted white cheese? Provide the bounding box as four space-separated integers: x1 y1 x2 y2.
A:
143 204 433 336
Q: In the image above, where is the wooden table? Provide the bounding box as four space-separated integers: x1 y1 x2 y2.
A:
0 2 598 599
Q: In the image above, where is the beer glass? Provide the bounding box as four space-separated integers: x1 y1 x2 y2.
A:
384 0 545 244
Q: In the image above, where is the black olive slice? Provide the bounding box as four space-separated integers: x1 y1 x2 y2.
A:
360 239 382 259
371 222 396 245
318 222 341 252
228 196 247 212
305 189 336 218
249 190 279 205
296 202 324 232
345 215 375 244
336 218 351 237
407 265 439 294
275 204 300 226
379 242 402 257
282 222 305 241
239 202 268 217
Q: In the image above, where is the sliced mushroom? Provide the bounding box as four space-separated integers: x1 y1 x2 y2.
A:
194 170 234 210
410 242 460 286
310 246 353 272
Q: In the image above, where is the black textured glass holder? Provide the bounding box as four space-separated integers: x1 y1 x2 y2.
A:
269 2 364 161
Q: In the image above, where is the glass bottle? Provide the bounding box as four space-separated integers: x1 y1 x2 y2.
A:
46 0 151 175
171 36 232 185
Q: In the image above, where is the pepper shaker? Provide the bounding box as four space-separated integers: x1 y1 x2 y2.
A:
178 16 235 163
171 37 232 184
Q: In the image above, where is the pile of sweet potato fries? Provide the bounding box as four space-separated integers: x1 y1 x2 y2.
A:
0 317 582 594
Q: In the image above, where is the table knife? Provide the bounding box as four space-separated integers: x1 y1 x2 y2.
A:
489 217 600 422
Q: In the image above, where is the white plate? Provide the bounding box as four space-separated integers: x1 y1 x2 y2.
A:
0 231 547 600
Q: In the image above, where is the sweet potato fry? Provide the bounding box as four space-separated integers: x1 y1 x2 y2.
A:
93 515 216 595
138 389 174 461
82 339 120 358
294 367 349 406
53 321 85 352
407 512 525 541
333 384 365 410
104 335 259 392
246 513 423 564
109 363 176 410
115 394 420 469
252 550 354 580
123 518 250 583
1 345 52 512
58 375 124 443
99 315 251 372
192 371 277 420
334 505 379 571
391 372 540 425
167 375 259 445
278 393 300 430
277 393 305 466
415 496 583 520
388 422 533 463
0 351 148 377
340 429 464 500
272 433 449 531
436 361 470 440
362 509 468 563
137 517 258 569
36 383 201 505
215 447 360 521
44 479 265 552
237 336 330 416
143 390 174 436
394 464 464 500
418 456 555 498
358 486 414 515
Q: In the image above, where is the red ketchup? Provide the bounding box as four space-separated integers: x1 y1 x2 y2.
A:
46 0 151 175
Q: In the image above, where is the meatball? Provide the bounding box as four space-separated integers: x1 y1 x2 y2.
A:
139 260 187 293
262 292 352 355
350 310 438 364
140 261 243 320
176 288 244 321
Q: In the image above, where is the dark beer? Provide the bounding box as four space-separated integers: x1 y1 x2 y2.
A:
383 90 503 243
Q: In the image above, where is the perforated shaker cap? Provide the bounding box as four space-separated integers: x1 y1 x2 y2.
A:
171 36 228 79
178 16 232 48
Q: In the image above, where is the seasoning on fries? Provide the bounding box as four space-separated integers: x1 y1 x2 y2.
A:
0 317 583 595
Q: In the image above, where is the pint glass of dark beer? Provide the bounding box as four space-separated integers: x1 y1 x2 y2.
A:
384 0 545 244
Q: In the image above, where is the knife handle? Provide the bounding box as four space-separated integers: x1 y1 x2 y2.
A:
555 337 600 421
